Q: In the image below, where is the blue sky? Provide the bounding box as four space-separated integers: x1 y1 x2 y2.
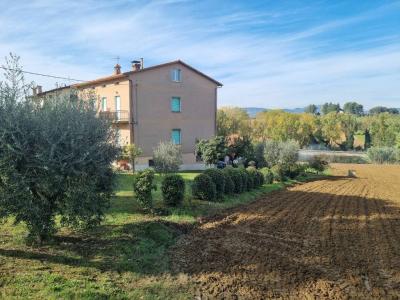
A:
1 0 399 109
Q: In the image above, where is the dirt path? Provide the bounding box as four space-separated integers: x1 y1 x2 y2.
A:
172 164 400 299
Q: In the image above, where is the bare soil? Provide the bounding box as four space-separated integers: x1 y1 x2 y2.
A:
172 164 400 299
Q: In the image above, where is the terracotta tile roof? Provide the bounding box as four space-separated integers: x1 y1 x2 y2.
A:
73 73 128 88
36 85 71 96
124 60 223 87
37 60 222 95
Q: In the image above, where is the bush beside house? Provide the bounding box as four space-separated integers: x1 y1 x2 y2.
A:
204 168 226 198
192 173 217 201
223 167 243 193
161 174 185 206
133 168 157 210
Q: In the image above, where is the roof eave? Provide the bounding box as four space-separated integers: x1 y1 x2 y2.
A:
124 60 223 87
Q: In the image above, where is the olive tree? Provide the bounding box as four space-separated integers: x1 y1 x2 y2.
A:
153 141 182 174
0 54 119 243
263 140 299 167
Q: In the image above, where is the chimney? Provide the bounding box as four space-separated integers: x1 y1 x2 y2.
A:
114 64 121 75
131 60 142 71
32 86 37 96
37 85 42 94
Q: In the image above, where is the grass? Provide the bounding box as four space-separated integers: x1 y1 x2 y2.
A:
0 171 323 299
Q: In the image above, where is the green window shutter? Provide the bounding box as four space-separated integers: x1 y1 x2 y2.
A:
171 129 181 145
171 97 181 112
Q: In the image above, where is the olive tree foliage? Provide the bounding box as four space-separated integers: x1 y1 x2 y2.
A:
0 54 119 243
153 141 182 174
263 140 281 167
263 140 299 167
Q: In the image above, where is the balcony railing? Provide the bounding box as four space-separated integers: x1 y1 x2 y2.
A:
99 110 129 123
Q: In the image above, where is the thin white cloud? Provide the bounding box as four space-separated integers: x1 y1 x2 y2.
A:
0 0 399 108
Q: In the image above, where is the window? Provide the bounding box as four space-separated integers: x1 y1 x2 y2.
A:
171 68 182 82
171 97 181 112
101 97 107 111
171 129 181 145
115 96 121 120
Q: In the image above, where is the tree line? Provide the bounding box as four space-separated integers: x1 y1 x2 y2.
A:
304 102 399 116
217 105 400 151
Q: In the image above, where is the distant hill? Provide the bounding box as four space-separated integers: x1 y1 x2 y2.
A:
284 108 306 114
242 107 267 117
243 107 305 118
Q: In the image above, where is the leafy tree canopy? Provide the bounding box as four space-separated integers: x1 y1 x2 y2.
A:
196 136 227 165
369 106 399 115
343 102 364 116
321 102 341 115
304 104 318 114
217 106 251 137
0 54 119 243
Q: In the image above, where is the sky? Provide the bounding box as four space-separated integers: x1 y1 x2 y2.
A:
0 0 399 109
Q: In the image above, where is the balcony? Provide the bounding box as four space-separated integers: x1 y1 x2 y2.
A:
99 110 129 123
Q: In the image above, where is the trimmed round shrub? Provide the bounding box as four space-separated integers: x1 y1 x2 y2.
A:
246 167 258 188
161 174 185 206
308 156 329 173
256 170 265 186
271 165 286 182
285 163 303 179
133 168 157 210
204 168 226 198
260 167 274 184
223 167 243 193
222 171 234 195
238 168 250 191
246 172 254 190
247 167 264 187
192 174 216 201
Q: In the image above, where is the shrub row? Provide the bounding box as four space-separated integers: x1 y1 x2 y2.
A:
136 161 323 209
192 166 265 201
134 169 186 208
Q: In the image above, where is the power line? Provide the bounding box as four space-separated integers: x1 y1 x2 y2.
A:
0 66 86 82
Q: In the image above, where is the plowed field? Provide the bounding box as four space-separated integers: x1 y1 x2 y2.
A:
172 164 400 299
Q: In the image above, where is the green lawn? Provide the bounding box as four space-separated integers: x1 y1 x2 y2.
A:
0 171 319 299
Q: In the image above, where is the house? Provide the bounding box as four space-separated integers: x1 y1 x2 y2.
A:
36 60 222 170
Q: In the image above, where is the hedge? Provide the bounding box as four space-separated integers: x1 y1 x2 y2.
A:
204 168 226 198
192 173 217 201
161 174 185 206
